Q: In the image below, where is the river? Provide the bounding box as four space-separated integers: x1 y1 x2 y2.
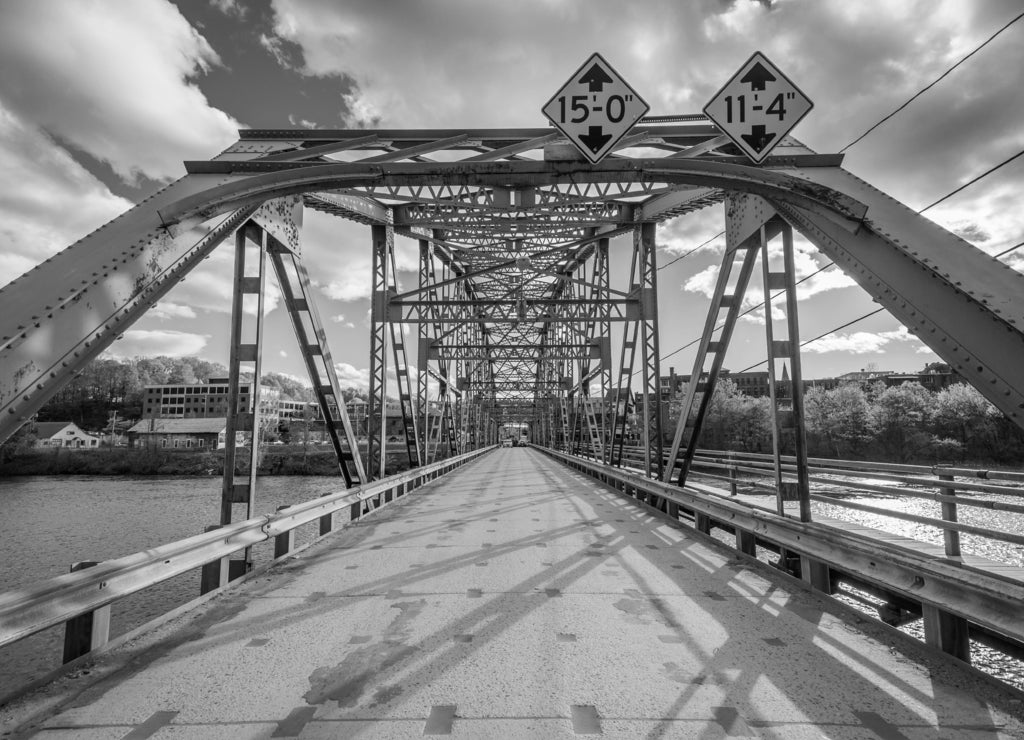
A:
0 475 346 700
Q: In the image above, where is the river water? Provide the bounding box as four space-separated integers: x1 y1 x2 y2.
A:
2 475 1023 700
0 475 346 700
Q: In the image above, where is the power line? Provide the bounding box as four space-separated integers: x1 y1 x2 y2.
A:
840 10 1024 152
995 239 1024 258
735 240 1022 372
652 13 1024 283
736 308 885 373
657 231 724 271
919 147 1024 213
646 12 1024 376
660 263 837 364
656 145 1024 371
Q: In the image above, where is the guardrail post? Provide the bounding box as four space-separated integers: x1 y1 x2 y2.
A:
199 525 230 595
922 603 970 662
274 506 295 558
799 556 832 594
728 452 738 496
695 513 711 535
735 528 756 556
320 493 334 536
62 561 110 663
938 474 960 557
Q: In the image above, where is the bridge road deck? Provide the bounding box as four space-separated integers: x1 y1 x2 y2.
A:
10 449 1024 739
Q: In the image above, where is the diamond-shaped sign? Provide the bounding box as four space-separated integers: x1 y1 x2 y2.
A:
542 53 650 164
703 51 813 164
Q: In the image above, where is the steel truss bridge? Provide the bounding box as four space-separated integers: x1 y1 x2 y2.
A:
3 123 1023 494
3 122 1024 719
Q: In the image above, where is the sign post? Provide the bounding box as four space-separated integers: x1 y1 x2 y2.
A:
542 53 650 164
703 51 813 163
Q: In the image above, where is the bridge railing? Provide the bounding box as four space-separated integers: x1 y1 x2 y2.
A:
538 445 1024 670
610 445 1024 560
0 445 495 672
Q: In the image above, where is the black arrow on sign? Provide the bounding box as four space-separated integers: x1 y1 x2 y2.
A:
741 125 776 153
578 63 614 92
579 126 612 154
740 62 776 91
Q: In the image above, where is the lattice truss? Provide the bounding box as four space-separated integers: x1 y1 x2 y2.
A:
4 121 1024 483
218 124 747 463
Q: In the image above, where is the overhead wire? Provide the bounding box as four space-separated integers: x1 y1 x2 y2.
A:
736 235 1022 372
840 10 1024 152
637 9 1024 380
654 153 1024 375
657 230 724 271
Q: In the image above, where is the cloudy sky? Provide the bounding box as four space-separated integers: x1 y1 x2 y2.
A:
1 0 1022 390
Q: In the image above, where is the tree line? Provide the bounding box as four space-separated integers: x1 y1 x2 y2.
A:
30 356 367 432
674 378 1024 465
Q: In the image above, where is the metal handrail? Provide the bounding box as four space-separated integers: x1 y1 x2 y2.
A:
0 445 494 651
594 444 1024 562
538 446 1024 650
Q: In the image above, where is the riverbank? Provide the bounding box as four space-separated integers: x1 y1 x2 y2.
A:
0 445 414 477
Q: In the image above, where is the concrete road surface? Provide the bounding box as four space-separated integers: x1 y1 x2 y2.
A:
5 447 1023 738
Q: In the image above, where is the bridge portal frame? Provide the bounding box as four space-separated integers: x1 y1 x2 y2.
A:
3 123 1024 501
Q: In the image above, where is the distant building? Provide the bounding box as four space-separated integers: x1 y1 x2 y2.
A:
662 368 774 398
126 417 231 450
725 371 773 397
32 421 100 449
882 371 962 392
278 399 319 421
834 369 896 383
141 377 280 427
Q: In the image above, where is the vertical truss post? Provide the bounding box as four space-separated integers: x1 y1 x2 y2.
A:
596 238 613 459
220 223 266 558
268 245 365 487
664 217 768 486
762 220 812 521
612 245 641 466
417 239 431 461
638 222 663 479
427 245 457 462
367 221 391 480
559 395 571 451
388 247 421 469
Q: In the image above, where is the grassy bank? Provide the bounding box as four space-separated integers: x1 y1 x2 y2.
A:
0 445 414 477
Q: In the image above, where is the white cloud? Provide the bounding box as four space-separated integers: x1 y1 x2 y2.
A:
0 103 132 288
158 246 282 316
803 325 923 355
149 302 198 321
261 33 295 70
334 362 370 390
301 209 420 302
681 237 856 319
287 113 319 129
210 0 246 18
106 329 210 358
0 0 239 183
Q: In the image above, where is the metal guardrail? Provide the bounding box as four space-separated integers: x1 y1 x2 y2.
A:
0 446 495 654
538 445 1024 668
605 445 1024 560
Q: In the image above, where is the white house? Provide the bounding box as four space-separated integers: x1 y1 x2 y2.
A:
32 421 101 449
